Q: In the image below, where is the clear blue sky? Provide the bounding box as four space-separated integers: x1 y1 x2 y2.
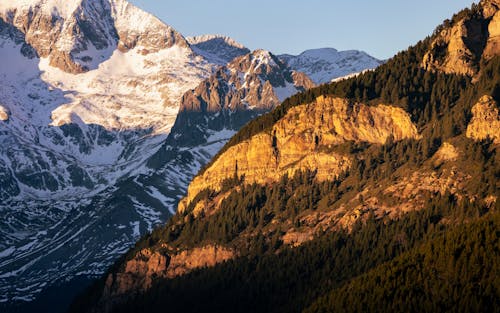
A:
129 0 476 60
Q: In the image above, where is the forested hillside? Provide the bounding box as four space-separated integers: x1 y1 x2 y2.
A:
70 1 500 312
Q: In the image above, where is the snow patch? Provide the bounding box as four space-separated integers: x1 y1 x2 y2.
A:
130 221 140 238
274 82 299 102
206 128 237 143
0 247 15 259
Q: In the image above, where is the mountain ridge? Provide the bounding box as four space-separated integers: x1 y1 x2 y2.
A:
72 1 499 312
0 0 416 310
187 34 250 65
279 48 382 84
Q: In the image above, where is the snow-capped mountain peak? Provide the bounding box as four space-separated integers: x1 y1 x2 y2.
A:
187 34 250 65
187 34 247 50
280 48 382 84
0 1 216 303
0 0 192 73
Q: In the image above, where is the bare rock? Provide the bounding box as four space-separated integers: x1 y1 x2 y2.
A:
49 50 87 73
434 142 459 164
483 10 500 59
100 244 234 311
466 95 500 144
166 245 234 278
0 105 9 121
422 1 499 76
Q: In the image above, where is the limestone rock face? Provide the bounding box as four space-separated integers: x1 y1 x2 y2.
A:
423 19 485 76
482 0 500 19
101 245 233 307
422 0 499 76
166 245 234 278
104 249 169 298
484 9 500 59
466 95 500 144
179 96 420 212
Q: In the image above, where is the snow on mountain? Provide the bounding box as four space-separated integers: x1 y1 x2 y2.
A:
187 34 250 65
0 0 216 304
280 48 382 84
0 0 213 131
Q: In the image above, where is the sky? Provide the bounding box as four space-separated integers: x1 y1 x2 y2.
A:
129 0 476 60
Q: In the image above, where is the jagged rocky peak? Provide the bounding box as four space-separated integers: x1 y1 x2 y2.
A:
166 49 314 148
279 48 382 84
187 34 250 65
232 49 293 86
422 0 500 76
178 48 313 115
0 0 190 73
482 0 500 17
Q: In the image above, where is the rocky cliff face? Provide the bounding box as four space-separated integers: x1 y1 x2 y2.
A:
422 0 499 76
484 1 500 59
100 245 234 310
179 96 419 212
466 95 500 144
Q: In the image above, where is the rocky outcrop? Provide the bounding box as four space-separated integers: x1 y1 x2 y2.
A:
434 142 459 162
179 96 420 212
166 245 235 278
422 0 499 76
292 71 316 90
423 19 485 76
484 6 500 59
0 105 9 121
103 248 169 298
101 245 234 308
466 95 500 144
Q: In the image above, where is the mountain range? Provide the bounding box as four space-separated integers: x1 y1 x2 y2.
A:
0 0 382 310
69 0 500 312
